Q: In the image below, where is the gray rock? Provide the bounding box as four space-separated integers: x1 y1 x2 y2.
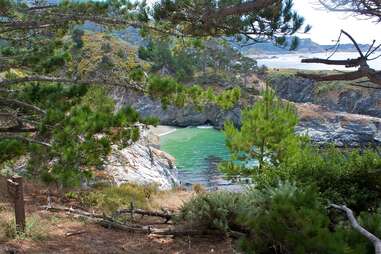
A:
268 75 381 118
105 128 179 190
113 90 241 129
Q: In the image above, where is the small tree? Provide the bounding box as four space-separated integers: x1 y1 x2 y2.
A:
222 89 299 174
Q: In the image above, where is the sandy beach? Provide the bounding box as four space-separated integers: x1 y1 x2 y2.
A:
149 125 177 137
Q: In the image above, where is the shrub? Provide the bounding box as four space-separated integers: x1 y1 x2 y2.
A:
192 184 206 194
179 191 241 232
180 182 356 254
238 182 349 254
253 147 381 213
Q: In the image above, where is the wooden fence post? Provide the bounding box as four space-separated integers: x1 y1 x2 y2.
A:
7 175 26 233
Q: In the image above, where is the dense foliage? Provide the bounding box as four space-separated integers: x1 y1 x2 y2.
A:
138 37 258 83
210 90 381 252
1 85 159 187
181 182 355 254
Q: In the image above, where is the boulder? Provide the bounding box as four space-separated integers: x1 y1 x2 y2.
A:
105 129 179 190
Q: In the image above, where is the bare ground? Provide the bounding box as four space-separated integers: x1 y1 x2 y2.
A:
0 177 236 254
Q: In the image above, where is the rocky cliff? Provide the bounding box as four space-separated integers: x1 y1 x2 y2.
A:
295 103 381 146
104 128 179 190
113 89 242 129
114 88 381 147
267 74 381 118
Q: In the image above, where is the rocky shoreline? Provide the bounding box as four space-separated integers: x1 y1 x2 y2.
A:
104 127 179 190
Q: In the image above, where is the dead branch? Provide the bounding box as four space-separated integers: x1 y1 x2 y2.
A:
65 230 86 237
44 205 228 237
329 204 381 254
0 134 51 147
298 30 381 87
0 76 145 92
98 219 222 236
113 208 173 222
301 57 363 67
0 98 46 114
297 70 364 81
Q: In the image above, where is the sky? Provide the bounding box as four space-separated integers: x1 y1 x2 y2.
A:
145 0 381 45
293 0 381 44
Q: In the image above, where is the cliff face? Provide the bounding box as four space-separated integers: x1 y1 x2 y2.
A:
104 128 179 190
267 74 381 118
295 103 381 146
113 90 242 129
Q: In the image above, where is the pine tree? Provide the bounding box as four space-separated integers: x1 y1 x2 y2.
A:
221 89 300 176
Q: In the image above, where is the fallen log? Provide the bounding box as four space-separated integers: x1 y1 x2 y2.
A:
43 205 245 238
99 219 221 236
113 208 173 222
42 205 115 222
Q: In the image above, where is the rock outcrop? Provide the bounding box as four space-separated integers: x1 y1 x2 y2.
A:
105 128 179 190
267 74 381 118
296 103 381 146
113 90 242 129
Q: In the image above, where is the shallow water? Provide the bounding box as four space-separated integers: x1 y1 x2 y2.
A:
160 127 235 189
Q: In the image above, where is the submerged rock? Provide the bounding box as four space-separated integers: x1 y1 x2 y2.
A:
105 129 179 190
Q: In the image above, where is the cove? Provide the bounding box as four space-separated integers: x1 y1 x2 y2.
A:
159 126 232 188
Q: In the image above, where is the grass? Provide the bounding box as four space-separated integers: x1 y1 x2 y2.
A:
69 183 160 214
0 213 49 242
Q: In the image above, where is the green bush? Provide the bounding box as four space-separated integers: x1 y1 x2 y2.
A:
253 147 381 213
238 182 349 254
180 182 361 254
179 191 241 232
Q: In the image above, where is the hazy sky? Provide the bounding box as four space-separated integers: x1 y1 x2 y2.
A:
293 0 380 44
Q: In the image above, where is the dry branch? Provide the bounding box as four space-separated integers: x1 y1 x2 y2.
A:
329 204 381 254
0 134 52 147
0 76 145 92
113 208 173 222
43 205 239 237
298 30 381 87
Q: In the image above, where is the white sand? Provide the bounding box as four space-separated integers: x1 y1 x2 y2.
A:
149 125 177 137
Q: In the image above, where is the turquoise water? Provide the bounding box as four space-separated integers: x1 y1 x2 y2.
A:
160 127 231 187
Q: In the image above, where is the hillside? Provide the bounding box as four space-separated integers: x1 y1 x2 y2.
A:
237 37 372 55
